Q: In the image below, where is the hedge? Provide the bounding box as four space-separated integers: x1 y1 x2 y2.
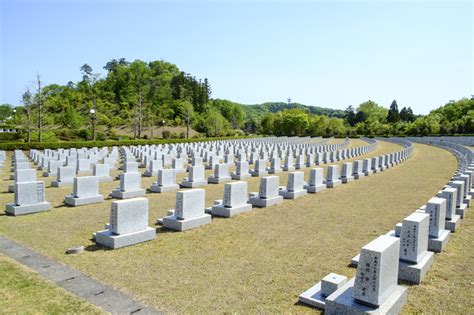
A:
0 136 259 151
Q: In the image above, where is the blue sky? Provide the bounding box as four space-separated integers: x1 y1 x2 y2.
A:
1 0 472 114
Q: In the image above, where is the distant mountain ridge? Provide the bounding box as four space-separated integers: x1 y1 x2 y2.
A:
237 101 346 118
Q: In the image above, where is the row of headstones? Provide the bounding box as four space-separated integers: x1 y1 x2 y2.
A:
405 137 473 167
90 144 413 249
6 137 372 211
23 137 344 180
0 137 334 214
12 143 382 214
298 140 473 315
4 138 400 216
0 150 6 166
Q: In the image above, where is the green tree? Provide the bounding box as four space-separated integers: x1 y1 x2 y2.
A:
178 100 194 138
387 100 400 123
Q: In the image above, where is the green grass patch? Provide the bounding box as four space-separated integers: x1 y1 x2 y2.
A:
0 254 104 314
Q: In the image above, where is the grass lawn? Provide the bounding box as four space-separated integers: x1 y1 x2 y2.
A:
0 254 104 314
0 140 469 313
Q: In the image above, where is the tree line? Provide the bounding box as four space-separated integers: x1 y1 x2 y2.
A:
0 57 473 142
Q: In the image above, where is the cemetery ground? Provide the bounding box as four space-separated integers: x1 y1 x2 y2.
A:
0 140 472 313
0 254 103 314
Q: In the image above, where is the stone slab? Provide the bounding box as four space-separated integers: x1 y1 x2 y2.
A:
180 180 207 188
111 189 146 199
445 215 461 232
211 203 252 218
162 214 211 231
65 195 104 206
325 180 342 188
149 184 180 193
248 195 283 208
325 278 407 315
299 282 325 309
208 176 232 184
51 180 74 187
428 229 450 253
305 184 326 193
399 251 434 284
5 202 51 216
279 189 307 199
95 227 156 249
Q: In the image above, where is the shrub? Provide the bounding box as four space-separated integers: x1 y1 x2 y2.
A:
162 130 171 139
0 135 257 150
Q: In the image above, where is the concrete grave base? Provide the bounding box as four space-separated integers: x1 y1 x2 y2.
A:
353 174 364 179
65 195 104 206
162 214 212 231
5 202 51 216
248 195 283 208
250 171 268 177
111 189 146 199
463 195 471 207
325 278 407 315
279 189 307 199
298 281 326 309
445 215 461 232
351 254 360 267
325 180 342 188
8 184 15 192
149 184 179 193
268 169 282 174
211 203 253 218
428 229 451 253
305 184 326 193
208 176 232 184
342 177 355 184
180 180 207 188
51 180 74 187
231 173 250 180
456 204 467 218
95 227 155 249
142 171 158 177
398 251 434 284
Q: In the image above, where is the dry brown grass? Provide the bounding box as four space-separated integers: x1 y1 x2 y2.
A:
0 140 469 313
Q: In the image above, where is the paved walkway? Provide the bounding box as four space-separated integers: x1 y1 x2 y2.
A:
0 235 161 315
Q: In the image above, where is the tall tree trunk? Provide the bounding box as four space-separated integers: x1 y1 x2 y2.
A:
137 94 142 139
36 74 43 142
26 108 31 143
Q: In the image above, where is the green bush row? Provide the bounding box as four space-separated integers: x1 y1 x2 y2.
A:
0 136 258 151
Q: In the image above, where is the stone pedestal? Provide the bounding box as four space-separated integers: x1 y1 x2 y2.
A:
398 251 435 284
211 203 252 218
325 278 407 315
65 194 104 206
111 188 146 199
6 202 51 216
428 229 450 253
95 228 156 249
248 195 283 207
162 214 211 231
299 273 348 309
445 215 461 232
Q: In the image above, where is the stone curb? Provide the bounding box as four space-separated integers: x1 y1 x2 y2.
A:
0 235 162 315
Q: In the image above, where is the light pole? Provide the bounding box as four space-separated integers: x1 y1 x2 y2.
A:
162 120 166 138
90 109 97 141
